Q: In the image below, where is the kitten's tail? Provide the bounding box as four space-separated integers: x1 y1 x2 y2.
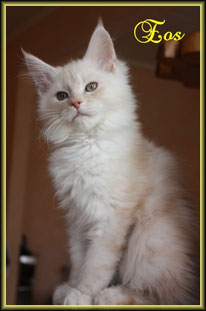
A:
93 285 200 305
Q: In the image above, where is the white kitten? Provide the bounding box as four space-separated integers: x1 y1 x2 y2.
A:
23 20 199 305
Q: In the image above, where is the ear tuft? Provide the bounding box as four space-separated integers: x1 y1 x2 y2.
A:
97 17 104 28
84 20 117 73
22 49 56 94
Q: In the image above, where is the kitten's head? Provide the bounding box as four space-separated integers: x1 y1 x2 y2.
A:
23 20 135 144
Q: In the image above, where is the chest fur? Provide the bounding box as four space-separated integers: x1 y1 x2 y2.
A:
48 136 142 219
49 138 115 210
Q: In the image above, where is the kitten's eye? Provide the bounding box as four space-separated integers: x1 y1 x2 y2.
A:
56 92 69 101
85 82 98 92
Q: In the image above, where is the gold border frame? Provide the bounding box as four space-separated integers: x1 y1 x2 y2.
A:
2 1 204 309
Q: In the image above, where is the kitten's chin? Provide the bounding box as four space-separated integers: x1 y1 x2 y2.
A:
71 113 101 132
72 111 90 122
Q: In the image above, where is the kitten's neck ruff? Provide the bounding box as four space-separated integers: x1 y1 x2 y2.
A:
50 115 141 151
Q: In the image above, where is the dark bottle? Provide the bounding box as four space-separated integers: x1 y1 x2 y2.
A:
16 235 37 304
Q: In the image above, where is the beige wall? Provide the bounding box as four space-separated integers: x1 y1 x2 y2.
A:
131 66 200 209
6 6 200 305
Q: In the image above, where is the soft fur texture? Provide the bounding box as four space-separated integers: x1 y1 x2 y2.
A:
23 21 199 305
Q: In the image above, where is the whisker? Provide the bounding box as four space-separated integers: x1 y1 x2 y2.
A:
41 118 62 139
38 113 59 121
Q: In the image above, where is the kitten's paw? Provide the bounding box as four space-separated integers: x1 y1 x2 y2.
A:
93 287 132 305
53 283 92 305
53 283 70 305
93 287 119 305
64 287 92 305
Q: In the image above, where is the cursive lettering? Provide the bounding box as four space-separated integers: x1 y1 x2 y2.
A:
134 19 185 44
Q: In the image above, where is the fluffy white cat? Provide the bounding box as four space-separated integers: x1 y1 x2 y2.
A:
23 20 199 305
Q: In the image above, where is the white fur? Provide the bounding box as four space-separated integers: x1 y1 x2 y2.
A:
23 21 199 305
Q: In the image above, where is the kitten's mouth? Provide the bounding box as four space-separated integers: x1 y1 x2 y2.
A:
72 111 90 121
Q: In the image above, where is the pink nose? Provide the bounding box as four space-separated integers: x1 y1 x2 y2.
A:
71 101 82 110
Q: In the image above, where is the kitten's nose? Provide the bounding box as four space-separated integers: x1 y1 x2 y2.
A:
71 101 82 110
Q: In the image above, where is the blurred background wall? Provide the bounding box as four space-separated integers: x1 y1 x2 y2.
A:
6 5 200 305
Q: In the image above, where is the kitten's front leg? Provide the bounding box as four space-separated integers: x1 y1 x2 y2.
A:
67 225 85 288
53 223 88 304
63 218 129 305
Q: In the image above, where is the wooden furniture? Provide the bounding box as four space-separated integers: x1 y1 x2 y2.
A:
156 32 200 88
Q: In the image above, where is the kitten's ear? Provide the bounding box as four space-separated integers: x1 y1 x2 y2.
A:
22 49 56 94
84 21 117 72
